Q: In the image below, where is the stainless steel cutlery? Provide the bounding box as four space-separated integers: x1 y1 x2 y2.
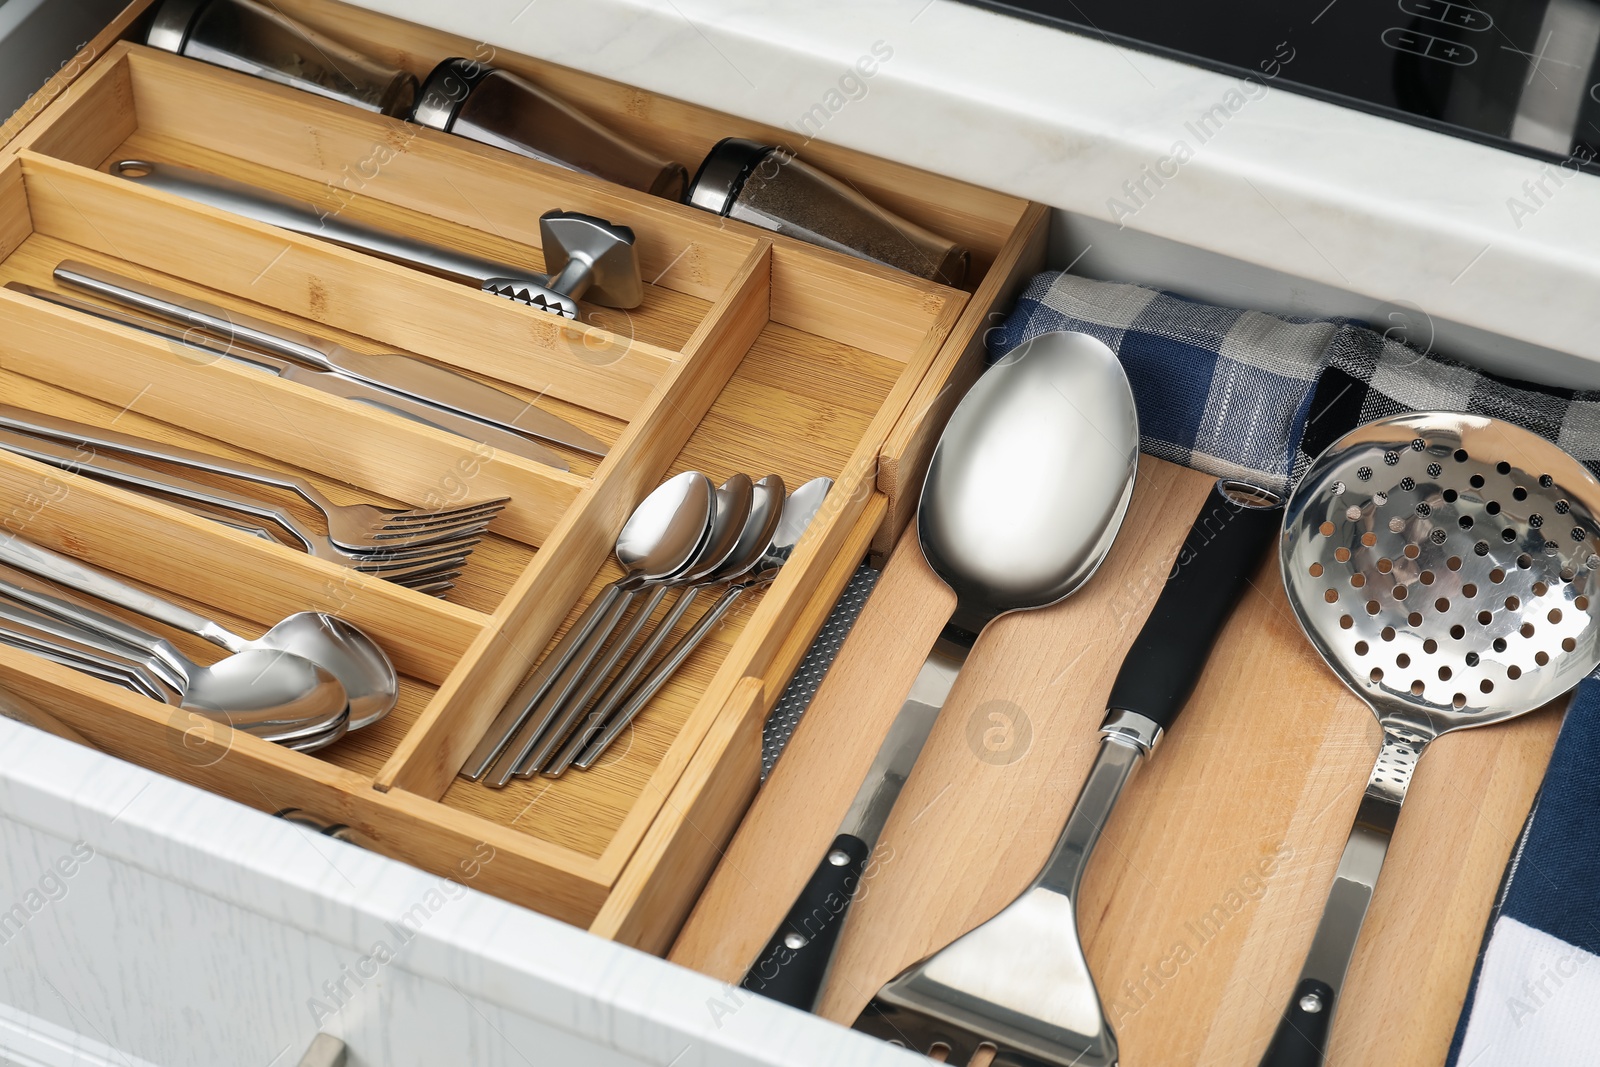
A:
460 471 715 780
0 533 400 752
0 405 505 593
1260 413 1600 1066
461 471 831 787
50 261 607 458
567 475 832 773
108 159 643 319
10 280 575 470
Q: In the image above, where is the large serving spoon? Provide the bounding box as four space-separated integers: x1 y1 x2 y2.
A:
743 330 1139 1012
570 475 835 772
0 537 348 730
0 535 395 729
459 470 716 779
544 474 786 776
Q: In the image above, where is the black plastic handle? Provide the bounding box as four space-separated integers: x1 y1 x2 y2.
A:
739 833 871 1010
1260 978 1336 1066
1106 479 1283 732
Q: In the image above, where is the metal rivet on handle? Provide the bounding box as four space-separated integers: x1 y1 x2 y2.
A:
1298 993 1324 1014
827 849 851 866
784 932 808 950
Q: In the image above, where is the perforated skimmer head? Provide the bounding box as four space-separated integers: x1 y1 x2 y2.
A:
1283 412 1600 739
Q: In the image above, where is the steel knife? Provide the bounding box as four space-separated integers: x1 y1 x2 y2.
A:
53 261 608 459
7 282 569 469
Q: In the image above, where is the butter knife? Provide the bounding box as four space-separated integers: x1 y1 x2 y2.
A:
53 262 607 459
7 282 568 469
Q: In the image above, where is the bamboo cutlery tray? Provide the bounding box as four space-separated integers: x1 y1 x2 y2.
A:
0 30 1046 947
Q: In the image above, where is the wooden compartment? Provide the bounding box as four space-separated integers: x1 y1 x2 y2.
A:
0 31 1046 945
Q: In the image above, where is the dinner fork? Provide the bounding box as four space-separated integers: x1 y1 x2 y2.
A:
0 405 507 551
0 429 477 587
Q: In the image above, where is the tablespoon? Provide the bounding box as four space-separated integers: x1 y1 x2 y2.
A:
459 470 715 779
572 475 837 772
489 475 744 783
544 475 785 776
0 571 348 744
0 535 396 730
0 535 348 728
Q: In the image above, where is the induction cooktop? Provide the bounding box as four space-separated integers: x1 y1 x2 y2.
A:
963 0 1600 172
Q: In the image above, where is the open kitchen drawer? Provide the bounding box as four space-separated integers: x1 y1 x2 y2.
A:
0 18 1047 952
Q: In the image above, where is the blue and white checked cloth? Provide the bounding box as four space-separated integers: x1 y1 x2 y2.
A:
991 271 1600 1066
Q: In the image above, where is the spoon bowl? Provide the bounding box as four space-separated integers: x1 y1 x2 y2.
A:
223 612 397 730
921 330 1139 629
460 470 716 780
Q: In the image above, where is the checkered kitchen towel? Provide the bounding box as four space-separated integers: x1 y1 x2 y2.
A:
988 273 1600 491
990 271 1600 1066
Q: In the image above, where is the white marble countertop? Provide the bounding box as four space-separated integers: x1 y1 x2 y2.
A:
352 0 1600 383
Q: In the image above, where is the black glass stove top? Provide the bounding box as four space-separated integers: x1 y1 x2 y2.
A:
963 0 1600 172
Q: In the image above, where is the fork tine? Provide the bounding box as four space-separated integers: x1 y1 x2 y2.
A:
368 520 494 544
379 560 468 583
351 537 480 562
346 533 484 557
372 516 501 543
376 501 509 527
356 549 472 575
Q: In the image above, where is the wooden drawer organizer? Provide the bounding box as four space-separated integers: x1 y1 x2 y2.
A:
0 22 1046 948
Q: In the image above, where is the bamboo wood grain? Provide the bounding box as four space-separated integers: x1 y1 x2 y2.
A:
0 274 581 548
588 676 768 952
18 147 677 421
116 44 756 301
0 642 613 925
377 242 774 800
675 460 1560 1066
0 160 27 263
264 0 1028 272
594 493 889 950
874 201 1051 555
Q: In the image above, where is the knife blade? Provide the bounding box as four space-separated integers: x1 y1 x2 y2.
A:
7 282 570 470
53 262 608 459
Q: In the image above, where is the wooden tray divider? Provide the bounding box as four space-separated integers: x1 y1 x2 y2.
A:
0 642 616 925
261 0 1028 276
0 290 582 547
376 240 776 798
0 447 487 683
16 151 679 422
592 490 889 948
